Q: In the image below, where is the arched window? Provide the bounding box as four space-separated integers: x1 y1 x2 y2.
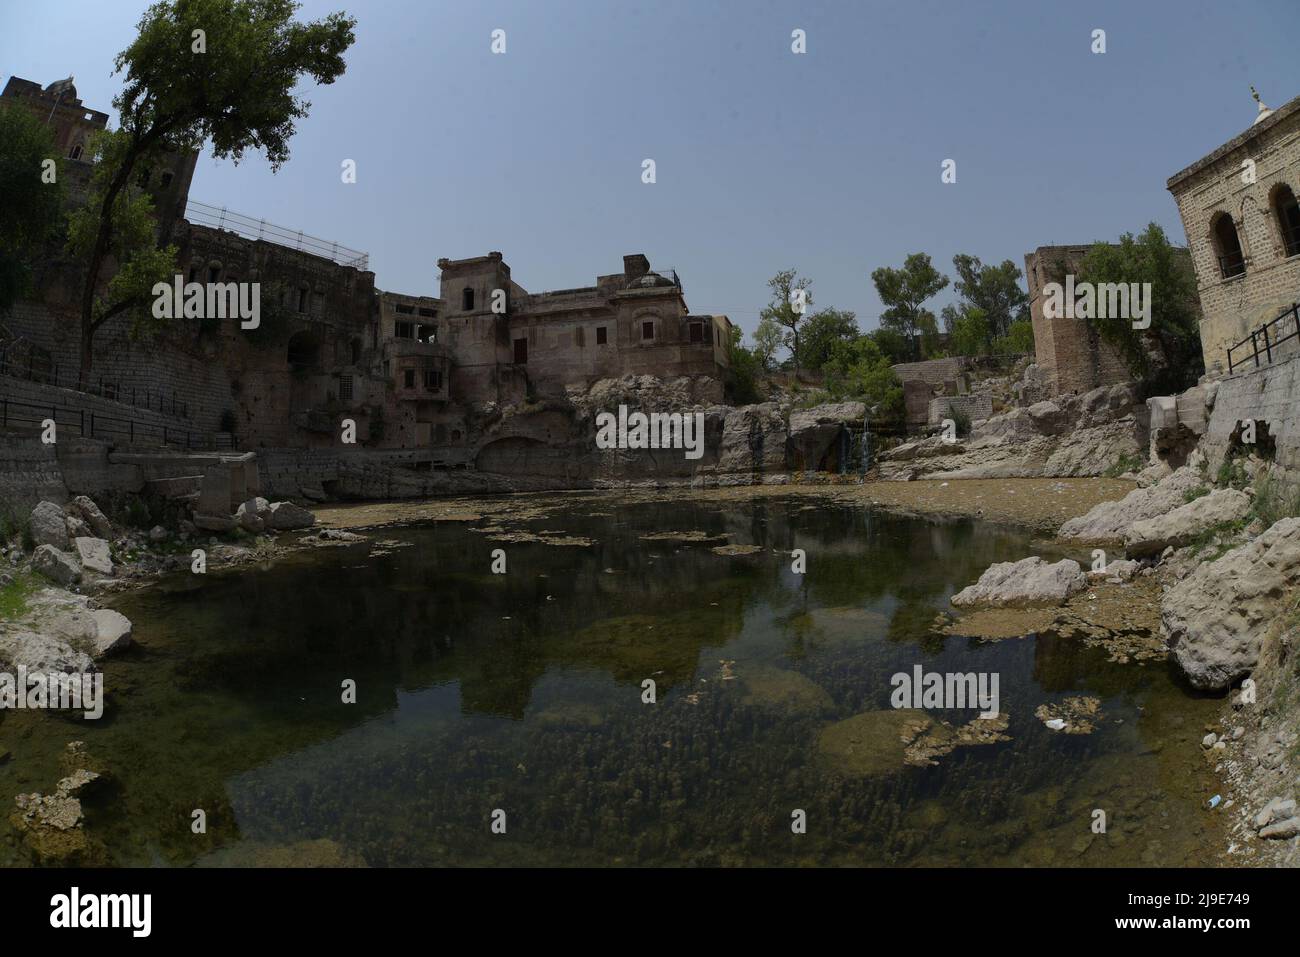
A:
1211 212 1246 279
462 287 474 311
1272 184 1300 258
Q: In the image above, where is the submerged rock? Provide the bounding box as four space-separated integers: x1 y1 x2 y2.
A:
739 665 834 715
1035 697 1102 734
818 708 1010 775
951 557 1086 608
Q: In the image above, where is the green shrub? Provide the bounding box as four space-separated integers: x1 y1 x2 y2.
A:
1183 485 1210 504
1248 469 1300 529
1214 456 1249 490
1104 451 1145 478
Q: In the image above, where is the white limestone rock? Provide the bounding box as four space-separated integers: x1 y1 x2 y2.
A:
1124 488 1252 558
951 557 1087 608
31 545 81 586
29 501 70 550
73 537 114 577
1163 518 1300 690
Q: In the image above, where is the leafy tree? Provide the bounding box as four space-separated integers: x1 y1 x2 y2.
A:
947 254 1028 343
946 304 990 357
759 269 813 375
752 315 784 372
1076 222 1203 392
871 253 948 361
823 334 903 422
71 0 357 388
798 307 858 372
0 105 64 315
66 130 179 346
994 318 1035 356
726 325 763 404
868 327 911 364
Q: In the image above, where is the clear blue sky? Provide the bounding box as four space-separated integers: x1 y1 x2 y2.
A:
3 0 1296 335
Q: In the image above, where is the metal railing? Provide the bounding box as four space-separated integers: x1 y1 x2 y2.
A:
1218 252 1246 280
182 199 370 271
0 396 233 451
1227 301 1300 373
0 345 191 420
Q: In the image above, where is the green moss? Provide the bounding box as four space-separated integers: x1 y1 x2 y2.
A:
0 570 41 620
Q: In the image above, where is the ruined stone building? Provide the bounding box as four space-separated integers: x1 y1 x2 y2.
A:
1023 245 1132 396
1 76 733 456
1167 90 1300 374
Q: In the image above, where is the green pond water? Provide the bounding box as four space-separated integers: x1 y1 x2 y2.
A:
0 495 1228 866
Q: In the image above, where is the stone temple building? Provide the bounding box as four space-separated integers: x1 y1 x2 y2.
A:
1167 88 1300 375
0 75 732 455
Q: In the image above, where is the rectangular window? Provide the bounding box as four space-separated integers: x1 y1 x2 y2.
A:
513 338 528 364
395 321 414 339
298 288 309 313
424 370 442 391
416 324 436 342
576 327 585 348
418 307 437 318
394 303 414 315
689 322 704 343
642 321 655 341
596 326 607 345
339 375 354 404
404 369 415 388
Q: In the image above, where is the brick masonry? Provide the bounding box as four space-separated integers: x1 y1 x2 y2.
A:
1167 94 1300 375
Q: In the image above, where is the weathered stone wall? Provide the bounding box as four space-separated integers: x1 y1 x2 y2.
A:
891 357 968 388
1202 350 1300 473
1167 95 1300 375
928 392 993 426
0 373 197 445
0 435 66 515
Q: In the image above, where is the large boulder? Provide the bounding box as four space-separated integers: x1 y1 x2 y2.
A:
29 502 69 550
267 501 315 531
1124 488 1252 558
951 557 1087 608
72 537 114 577
1163 518 1300 690
1058 465 1203 540
0 629 95 675
31 546 81 586
68 496 113 539
717 404 787 475
90 609 132 656
236 497 270 533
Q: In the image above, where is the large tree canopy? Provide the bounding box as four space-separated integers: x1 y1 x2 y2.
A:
871 253 948 361
758 269 813 375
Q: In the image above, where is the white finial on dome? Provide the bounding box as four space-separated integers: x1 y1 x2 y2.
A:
1251 85 1274 126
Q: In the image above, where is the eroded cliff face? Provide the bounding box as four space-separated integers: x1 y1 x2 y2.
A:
876 382 1149 481
465 374 866 488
